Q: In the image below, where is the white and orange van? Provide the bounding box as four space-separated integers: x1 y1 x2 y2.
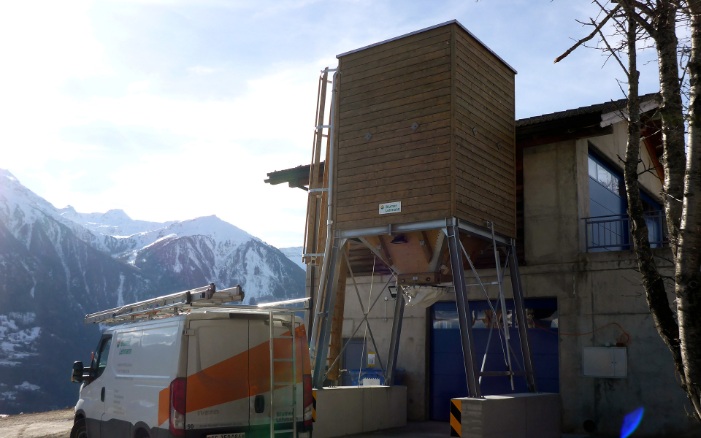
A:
69 285 313 438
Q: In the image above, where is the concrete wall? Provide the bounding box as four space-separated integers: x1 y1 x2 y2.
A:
455 393 560 438
334 120 699 436
313 386 407 437
339 277 428 420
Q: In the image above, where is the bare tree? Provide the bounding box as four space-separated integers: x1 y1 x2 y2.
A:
556 0 701 420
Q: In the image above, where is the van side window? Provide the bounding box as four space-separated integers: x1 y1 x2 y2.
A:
93 336 112 379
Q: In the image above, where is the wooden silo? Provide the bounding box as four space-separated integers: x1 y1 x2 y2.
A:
333 21 516 239
310 22 537 396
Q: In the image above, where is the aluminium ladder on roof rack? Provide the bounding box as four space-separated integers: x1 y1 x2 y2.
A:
268 308 300 437
84 283 245 324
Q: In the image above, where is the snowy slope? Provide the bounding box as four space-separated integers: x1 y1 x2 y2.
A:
0 168 305 414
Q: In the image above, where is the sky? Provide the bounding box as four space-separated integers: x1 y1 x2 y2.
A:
0 0 660 248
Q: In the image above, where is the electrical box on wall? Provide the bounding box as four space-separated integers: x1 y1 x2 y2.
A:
582 347 627 378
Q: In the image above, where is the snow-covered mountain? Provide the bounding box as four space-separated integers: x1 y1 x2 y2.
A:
0 169 305 415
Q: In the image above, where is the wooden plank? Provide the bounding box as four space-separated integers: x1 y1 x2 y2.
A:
340 55 450 99
340 44 451 86
454 179 515 216
454 161 515 204
339 79 452 119
454 136 515 175
337 155 451 185
455 173 515 209
455 198 515 235
340 77 451 116
455 124 514 168
338 125 452 161
454 79 514 132
338 112 451 144
454 135 515 180
337 199 453 225
340 30 451 77
339 25 451 69
339 93 451 128
454 81 514 135
455 108 514 152
458 155 515 188
337 185 453 210
340 70 450 112
336 137 452 171
454 84 514 138
454 30 514 86
339 62 452 104
454 69 514 113
453 52 514 106
337 174 451 202
449 23 458 220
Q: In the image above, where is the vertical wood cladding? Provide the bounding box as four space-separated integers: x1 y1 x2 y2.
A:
334 22 516 237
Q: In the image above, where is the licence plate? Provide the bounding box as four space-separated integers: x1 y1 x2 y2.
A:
206 433 245 438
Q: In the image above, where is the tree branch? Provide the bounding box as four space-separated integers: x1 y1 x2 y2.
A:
554 4 621 63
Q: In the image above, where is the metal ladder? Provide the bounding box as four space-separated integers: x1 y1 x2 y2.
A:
84 284 244 324
305 67 340 383
268 310 299 437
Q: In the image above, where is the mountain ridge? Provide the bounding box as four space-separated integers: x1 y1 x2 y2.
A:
0 168 305 415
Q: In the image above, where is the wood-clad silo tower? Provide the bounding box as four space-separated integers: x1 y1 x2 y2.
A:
306 21 535 397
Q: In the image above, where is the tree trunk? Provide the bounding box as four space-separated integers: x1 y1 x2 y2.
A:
676 0 701 419
621 8 687 402
656 1 686 253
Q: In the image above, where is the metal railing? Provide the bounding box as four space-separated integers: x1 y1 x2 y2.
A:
584 211 667 252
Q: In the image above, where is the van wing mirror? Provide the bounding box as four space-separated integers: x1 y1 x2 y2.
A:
71 361 85 383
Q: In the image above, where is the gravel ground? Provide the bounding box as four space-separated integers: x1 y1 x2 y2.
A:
0 409 74 438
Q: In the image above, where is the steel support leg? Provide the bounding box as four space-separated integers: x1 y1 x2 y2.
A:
311 236 347 389
385 289 405 385
446 222 481 398
508 243 537 392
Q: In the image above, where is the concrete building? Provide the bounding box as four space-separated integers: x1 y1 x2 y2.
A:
265 23 697 437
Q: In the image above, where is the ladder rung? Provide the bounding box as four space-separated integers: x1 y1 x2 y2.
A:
274 358 294 362
273 381 295 385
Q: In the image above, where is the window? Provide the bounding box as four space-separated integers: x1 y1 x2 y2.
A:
586 149 664 251
92 336 112 379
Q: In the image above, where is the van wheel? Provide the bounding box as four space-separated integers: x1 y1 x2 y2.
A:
70 418 87 438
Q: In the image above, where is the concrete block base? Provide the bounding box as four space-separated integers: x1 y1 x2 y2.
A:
313 385 407 438
451 393 560 438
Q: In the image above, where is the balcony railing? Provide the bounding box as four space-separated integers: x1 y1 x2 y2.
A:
584 211 668 252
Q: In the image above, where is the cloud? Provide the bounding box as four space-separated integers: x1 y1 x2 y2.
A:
0 0 667 248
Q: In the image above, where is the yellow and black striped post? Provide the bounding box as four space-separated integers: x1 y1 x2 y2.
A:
450 399 462 437
312 389 317 422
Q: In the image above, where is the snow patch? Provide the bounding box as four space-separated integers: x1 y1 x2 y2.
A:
14 381 40 391
0 313 40 366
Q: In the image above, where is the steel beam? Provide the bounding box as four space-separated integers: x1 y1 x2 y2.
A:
445 222 481 398
311 236 347 389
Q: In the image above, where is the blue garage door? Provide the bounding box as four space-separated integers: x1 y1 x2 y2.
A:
429 298 559 421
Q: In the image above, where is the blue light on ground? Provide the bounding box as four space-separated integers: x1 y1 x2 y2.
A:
621 407 644 438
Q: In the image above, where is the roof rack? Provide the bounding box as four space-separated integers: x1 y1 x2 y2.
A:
85 283 245 324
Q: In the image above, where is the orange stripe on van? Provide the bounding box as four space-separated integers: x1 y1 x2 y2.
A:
187 350 250 412
186 325 309 414
158 386 170 427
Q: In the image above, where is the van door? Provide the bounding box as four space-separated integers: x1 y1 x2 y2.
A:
186 317 250 434
80 335 111 437
248 315 300 436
